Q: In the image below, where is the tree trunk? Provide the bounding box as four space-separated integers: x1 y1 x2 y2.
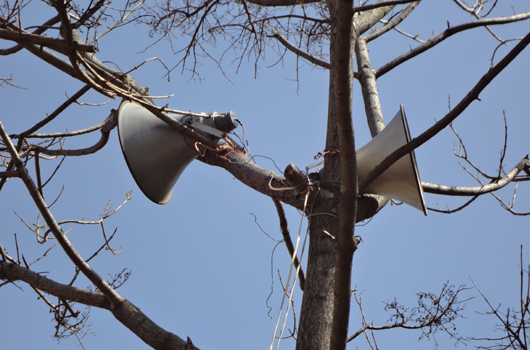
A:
295 0 357 348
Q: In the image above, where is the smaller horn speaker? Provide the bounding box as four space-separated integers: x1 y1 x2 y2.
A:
357 105 427 215
117 100 238 204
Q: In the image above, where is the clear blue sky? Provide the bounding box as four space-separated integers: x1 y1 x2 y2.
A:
1 1 529 349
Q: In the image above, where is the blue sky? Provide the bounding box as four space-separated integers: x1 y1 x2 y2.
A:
1 1 529 349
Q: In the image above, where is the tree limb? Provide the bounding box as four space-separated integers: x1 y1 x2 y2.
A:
0 122 201 350
245 0 321 7
364 0 421 42
15 39 83 81
0 260 200 349
348 283 469 344
0 170 20 178
353 36 391 217
422 156 530 196
0 15 60 55
0 28 96 53
15 85 92 139
0 261 110 308
271 27 331 69
353 0 418 13
354 36 385 137
353 0 398 35
376 11 530 78
199 150 305 210
0 121 123 305
29 112 117 157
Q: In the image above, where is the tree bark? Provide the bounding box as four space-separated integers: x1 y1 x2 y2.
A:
295 0 357 348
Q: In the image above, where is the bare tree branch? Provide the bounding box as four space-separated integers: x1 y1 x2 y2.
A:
0 28 96 53
355 36 385 137
364 1 421 42
348 283 470 345
87 0 145 45
2 1 529 349
14 85 92 139
0 15 60 56
422 156 530 196
353 0 417 13
245 0 321 7
0 260 200 350
353 0 399 35
376 11 530 78
271 27 331 69
0 121 122 304
199 150 306 211
0 170 20 178
0 121 201 350
428 195 479 214
0 261 109 308
469 249 530 350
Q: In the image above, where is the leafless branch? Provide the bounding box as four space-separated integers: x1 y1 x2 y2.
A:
245 0 321 7
376 11 530 78
348 283 470 346
427 195 479 214
0 120 201 350
0 28 96 53
271 27 330 69
423 119 530 214
422 156 530 196
453 0 505 42
0 260 110 307
2 24 83 81
87 1 145 44
364 1 421 42
0 121 123 303
487 185 530 216
0 170 20 178
355 36 385 137
0 75 26 89
353 0 418 13
17 110 117 157
13 85 92 139
0 15 60 56
468 247 530 350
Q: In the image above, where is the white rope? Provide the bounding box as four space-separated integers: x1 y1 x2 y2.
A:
269 192 310 350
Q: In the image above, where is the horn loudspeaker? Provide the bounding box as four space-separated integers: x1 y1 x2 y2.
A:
357 105 427 215
117 100 237 205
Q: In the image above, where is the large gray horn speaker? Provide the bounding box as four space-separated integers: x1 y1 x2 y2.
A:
117 100 238 204
357 105 427 215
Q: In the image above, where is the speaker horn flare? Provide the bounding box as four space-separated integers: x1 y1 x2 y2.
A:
117 100 238 204
357 105 427 215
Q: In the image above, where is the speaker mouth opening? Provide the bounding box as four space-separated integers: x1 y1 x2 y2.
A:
117 100 238 205
399 105 428 216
